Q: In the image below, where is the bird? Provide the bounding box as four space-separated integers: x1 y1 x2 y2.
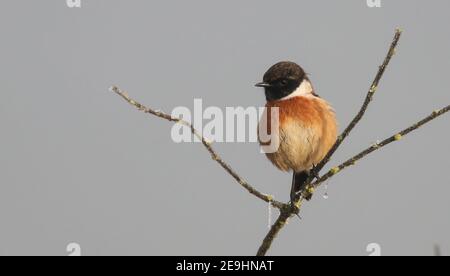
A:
256 61 338 202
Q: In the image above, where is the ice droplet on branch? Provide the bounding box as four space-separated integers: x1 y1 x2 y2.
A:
267 201 272 228
323 181 329 200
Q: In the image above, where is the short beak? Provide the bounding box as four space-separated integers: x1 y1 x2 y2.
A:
255 82 272 88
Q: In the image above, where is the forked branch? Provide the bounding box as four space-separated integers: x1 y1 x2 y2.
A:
110 28 449 257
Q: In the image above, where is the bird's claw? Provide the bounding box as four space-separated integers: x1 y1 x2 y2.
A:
310 164 320 180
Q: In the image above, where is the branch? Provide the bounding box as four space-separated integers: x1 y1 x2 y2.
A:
309 105 450 190
256 207 292 256
109 86 285 209
110 29 450 257
312 29 403 175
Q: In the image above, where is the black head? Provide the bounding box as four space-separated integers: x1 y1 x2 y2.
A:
255 61 306 101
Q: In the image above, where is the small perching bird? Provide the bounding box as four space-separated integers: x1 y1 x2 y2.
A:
256 61 338 202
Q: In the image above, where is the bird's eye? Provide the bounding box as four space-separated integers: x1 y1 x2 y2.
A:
280 79 288 86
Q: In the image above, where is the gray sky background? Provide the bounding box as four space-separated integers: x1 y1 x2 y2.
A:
0 0 449 256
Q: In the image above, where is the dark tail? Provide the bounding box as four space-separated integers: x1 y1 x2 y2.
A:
290 171 309 202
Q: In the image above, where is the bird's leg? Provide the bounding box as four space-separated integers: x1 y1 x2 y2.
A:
293 169 317 201
310 164 320 180
290 172 297 204
290 171 309 204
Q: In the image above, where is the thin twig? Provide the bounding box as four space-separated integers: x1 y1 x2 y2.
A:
109 86 285 209
308 105 450 190
292 29 403 202
312 29 403 176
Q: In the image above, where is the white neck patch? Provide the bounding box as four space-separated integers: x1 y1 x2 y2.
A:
279 79 314 101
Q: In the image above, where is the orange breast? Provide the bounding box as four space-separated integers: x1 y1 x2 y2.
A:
259 96 337 172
